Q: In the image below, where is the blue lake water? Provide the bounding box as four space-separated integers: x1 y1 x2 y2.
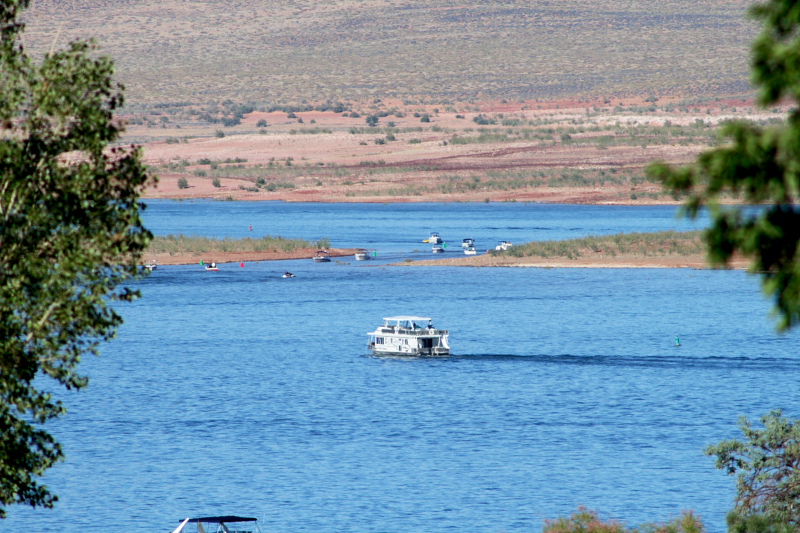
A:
6 201 799 533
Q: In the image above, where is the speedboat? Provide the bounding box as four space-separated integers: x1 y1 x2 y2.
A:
464 246 477 255
367 316 450 356
144 260 158 271
172 516 262 533
355 248 376 260
495 241 512 251
462 238 474 249
313 250 331 262
425 232 443 244
205 262 219 271
432 244 444 253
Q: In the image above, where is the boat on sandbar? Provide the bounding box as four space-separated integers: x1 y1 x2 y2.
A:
313 250 332 262
495 241 512 251
367 316 450 356
464 246 477 255
355 248 376 260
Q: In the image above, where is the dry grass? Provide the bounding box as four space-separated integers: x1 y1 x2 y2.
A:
495 230 706 260
22 0 756 106
148 234 330 255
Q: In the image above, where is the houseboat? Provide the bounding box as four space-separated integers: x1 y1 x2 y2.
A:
367 316 450 356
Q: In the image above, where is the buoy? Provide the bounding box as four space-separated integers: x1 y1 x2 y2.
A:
200 259 204 265
249 225 252 231
240 262 245 267
675 335 681 347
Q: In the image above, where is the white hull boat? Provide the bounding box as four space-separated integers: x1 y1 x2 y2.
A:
464 246 477 255
313 250 332 262
368 316 450 356
425 232 443 244
355 248 376 260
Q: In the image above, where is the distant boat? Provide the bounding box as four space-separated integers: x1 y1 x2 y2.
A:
313 250 332 262
173 516 263 533
144 260 158 271
368 316 450 356
282 271 295 278
355 248 376 260
432 244 444 253
425 232 443 244
462 238 474 249
464 246 477 255
205 262 219 271
495 240 512 251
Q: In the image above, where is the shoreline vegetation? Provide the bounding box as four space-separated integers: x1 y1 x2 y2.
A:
144 231 750 269
144 234 356 265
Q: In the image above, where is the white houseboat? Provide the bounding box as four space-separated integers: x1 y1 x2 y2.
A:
367 316 450 356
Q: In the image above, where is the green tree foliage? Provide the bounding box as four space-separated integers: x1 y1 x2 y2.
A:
706 411 800 530
0 0 152 518
647 0 800 331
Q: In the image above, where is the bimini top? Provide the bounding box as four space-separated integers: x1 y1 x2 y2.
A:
384 316 431 322
186 517 258 523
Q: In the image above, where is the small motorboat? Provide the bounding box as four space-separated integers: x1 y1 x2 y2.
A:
205 262 219 271
464 246 477 255
425 232 443 244
462 238 475 249
495 240 512 251
282 271 295 278
355 248 376 260
313 250 331 262
432 244 444 253
144 260 158 271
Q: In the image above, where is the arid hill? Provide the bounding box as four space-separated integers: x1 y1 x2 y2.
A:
22 0 755 106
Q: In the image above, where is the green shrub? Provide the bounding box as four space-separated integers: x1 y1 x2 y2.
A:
212 178 221 188
177 177 189 189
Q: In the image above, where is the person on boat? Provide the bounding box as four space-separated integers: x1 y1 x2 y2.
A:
284 271 294 277
428 319 433 329
211 262 216 268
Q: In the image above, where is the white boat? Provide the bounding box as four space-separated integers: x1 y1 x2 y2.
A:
432 244 444 253
462 238 474 249
367 316 450 356
282 271 295 278
144 260 158 271
205 262 219 271
355 248 376 260
464 246 477 255
313 250 331 262
495 240 512 251
172 516 262 533
426 232 443 244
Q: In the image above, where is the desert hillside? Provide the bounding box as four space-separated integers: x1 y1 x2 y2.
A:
22 0 755 106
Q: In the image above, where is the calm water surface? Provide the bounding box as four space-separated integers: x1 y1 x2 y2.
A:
6 202 798 533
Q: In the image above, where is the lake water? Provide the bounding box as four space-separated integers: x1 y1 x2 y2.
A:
6 201 799 533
